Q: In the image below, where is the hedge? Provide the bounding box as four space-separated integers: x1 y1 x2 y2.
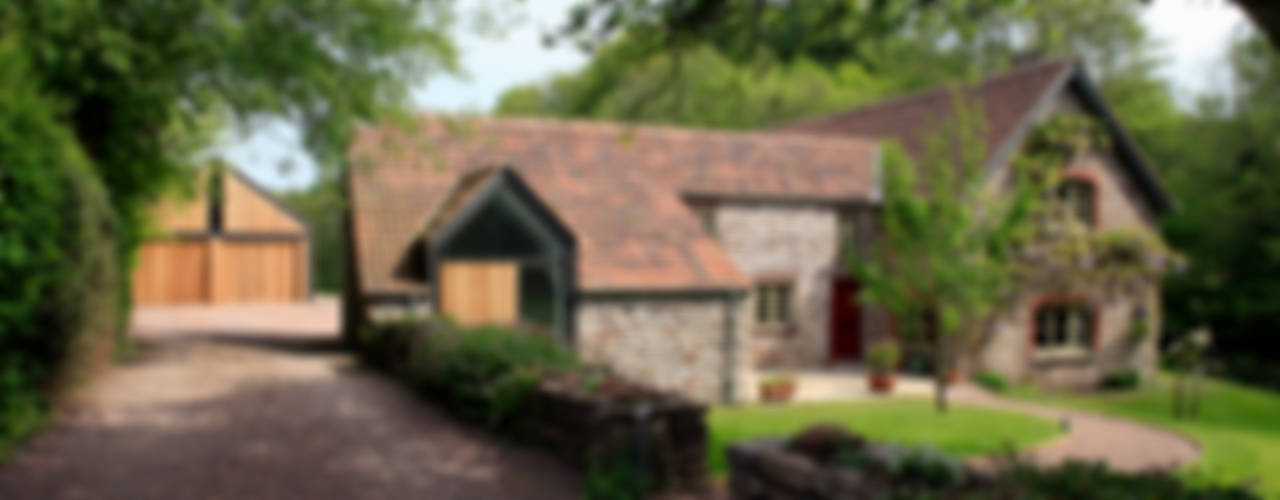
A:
0 35 120 459
357 318 578 427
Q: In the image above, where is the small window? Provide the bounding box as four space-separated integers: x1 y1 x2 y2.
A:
690 204 716 236
756 283 792 325
1056 179 1095 227
1034 302 1095 354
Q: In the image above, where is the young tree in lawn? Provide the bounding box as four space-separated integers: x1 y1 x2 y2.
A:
851 96 1045 413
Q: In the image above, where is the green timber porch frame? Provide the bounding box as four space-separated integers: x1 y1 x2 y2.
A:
424 168 577 343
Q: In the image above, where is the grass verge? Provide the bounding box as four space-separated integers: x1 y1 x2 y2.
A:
1011 374 1280 497
707 398 1062 477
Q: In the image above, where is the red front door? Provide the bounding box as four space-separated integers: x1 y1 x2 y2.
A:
829 277 863 361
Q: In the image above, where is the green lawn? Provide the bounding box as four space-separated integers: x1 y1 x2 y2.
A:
1011 375 1280 498
707 398 1062 476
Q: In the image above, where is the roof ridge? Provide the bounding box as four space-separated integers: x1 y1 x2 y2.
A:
418 114 880 149
777 57 1077 130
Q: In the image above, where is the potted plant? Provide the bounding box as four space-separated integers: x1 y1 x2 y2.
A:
759 374 797 403
867 340 900 394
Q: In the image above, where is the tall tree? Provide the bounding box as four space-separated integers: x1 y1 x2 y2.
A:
504 0 1179 140
497 41 886 129
3 0 460 315
1160 33 1280 388
852 99 1045 412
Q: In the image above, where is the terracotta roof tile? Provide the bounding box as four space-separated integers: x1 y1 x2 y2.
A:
349 117 878 294
778 58 1075 164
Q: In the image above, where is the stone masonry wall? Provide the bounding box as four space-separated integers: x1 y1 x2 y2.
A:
576 296 736 403
713 202 840 370
980 286 1160 388
978 94 1164 387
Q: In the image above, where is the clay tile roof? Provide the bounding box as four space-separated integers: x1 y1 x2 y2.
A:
778 58 1076 165
349 117 878 294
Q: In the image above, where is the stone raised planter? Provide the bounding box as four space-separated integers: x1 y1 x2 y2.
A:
522 375 710 492
728 434 980 500
730 438 881 499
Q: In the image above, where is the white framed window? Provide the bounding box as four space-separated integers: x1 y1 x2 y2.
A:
755 283 792 325
1034 301 1095 358
1056 179 1096 227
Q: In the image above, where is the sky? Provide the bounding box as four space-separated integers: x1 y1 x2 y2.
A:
223 0 1252 191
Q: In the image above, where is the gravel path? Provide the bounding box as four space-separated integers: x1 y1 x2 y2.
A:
954 387 1201 473
0 300 579 500
786 370 1201 473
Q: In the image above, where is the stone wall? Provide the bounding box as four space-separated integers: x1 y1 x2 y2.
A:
980 286 1159 388
522 382 709 492
713 202 841 369
727 438 980 499
576 295 737 402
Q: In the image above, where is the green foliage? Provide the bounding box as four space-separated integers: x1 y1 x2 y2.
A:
1014 374 1280 496
277 177 343 292
867 340 901 373
497 41 884 129
1159 33 1280 389
510 0 1174 138
0 34 119 458
707 400 1060 477
582 454 652 500
851 97 1047 412
359 318 578 427
989 460 1259 500
3 0 462 337
552 0 1024 69
758 374 795 388
975 372 1009 393
1100 369 1140 391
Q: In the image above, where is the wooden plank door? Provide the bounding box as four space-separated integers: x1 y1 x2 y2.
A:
439 260 518 326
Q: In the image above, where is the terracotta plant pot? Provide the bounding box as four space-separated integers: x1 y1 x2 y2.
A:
869 372 896 394
945 370 964 386
759 379 797 403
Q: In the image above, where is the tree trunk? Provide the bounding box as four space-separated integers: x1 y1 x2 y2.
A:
934 331 949 413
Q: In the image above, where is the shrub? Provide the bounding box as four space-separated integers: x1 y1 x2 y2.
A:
787 424 867 465
992 460 1258 500
758 374 795 388
360 319 577 426
975 371 1009 393
867 340 900 373
0 37 119 459
1101 369 1140 390
831 441 968 492
583 453 652 500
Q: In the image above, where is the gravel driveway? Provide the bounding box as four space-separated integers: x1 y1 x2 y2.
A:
0 299 579 500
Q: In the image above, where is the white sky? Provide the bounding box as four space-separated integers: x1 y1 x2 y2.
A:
223 0 1253 191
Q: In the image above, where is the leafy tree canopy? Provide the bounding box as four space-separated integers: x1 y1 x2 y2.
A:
1160 33 1280 387
501 0 1177 137
2 0 460 260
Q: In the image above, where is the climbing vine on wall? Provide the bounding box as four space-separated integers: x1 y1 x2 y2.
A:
1012 113 1183 298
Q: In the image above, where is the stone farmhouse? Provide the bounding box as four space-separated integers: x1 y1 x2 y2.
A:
342 59 1173 402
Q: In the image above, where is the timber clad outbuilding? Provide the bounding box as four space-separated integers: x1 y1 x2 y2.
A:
133 168 309 305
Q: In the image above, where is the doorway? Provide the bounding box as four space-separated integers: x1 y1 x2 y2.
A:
829 277 863 362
